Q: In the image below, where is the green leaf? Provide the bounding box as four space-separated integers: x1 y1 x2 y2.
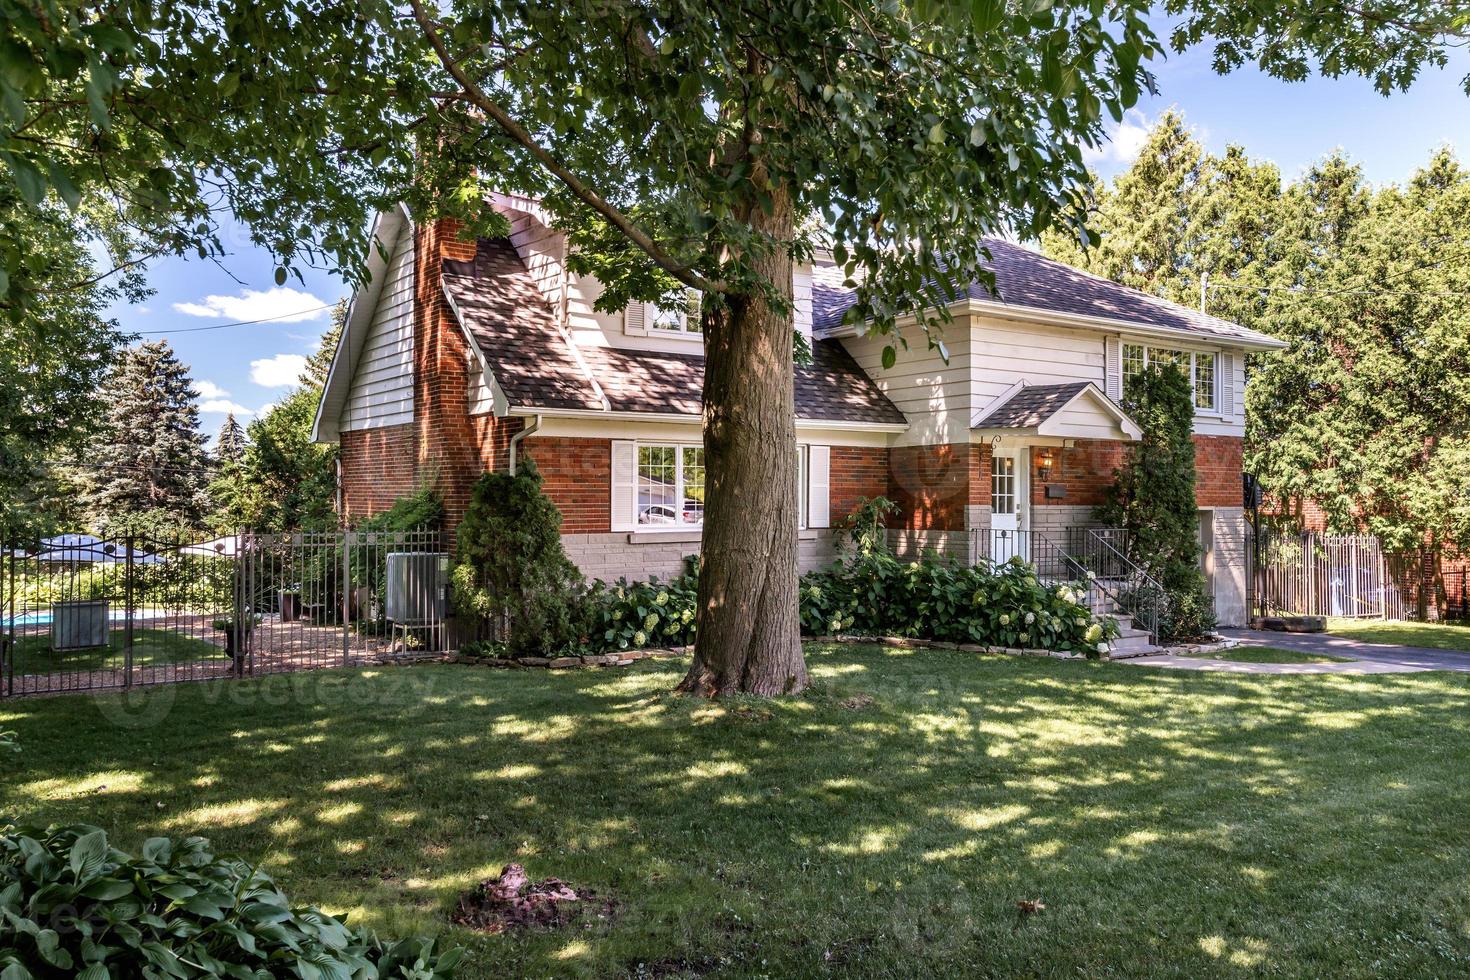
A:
3 154 46 207
274 266 288 285
69 830 109 882
881 345 897 370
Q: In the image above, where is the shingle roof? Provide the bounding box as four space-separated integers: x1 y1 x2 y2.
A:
446 238 906 426
976 382 1091 429
442 238 602 411
813 238 1282 348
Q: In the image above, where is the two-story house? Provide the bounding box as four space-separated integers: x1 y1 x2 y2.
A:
312 196 1285 626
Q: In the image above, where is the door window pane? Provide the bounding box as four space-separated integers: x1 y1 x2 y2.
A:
991 456 1016 515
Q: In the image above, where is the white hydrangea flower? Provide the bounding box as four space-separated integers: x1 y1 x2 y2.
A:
644 613 659 631
1085 623 1104 644
655 591 668 606
612 609 623 622
1025 612 1036 625
1018 632 1030 644
999 613 1011 626
829 618 842 633
633 630 647 646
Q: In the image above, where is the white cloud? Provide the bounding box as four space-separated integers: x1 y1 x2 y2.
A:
250 353 308 388
1083 110 1153 167
173 286 328 324
256 402 277 417
200 399 253 416
195 380 230 400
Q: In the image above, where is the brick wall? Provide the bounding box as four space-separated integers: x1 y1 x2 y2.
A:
1194 434 1243 508
1032 440 1127 507
340 424 418 524
1028 435 1243 510
413 217 488 531
888 443 973 532
522 437 611 534
829 446 889 527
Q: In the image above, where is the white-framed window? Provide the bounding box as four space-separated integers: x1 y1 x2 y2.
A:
1121 342 1218 412
612 441 829 532
649 289 702 334
635 444 705 527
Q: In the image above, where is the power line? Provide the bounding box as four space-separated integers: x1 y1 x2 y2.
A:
1207 280 1470 300
135 303 337 336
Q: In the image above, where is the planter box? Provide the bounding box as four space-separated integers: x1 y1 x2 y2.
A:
52 600 109 651
1255 615 1326 633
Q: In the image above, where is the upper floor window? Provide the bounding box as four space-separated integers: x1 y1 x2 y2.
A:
1122 343 1218 412
649 289 702 334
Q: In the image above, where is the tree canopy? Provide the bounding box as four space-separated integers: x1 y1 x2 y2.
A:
1045 115 1470 574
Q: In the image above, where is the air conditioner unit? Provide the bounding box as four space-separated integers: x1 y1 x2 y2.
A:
384 552 448 625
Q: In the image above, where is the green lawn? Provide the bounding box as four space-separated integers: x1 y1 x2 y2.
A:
1328 617 1470 652
6 627 227 676
1181 647 1357 664
4 646 1470 978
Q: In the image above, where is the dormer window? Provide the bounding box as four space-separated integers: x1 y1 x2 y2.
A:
649 289 702 334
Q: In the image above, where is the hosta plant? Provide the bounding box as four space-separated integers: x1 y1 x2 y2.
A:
0 822 461 979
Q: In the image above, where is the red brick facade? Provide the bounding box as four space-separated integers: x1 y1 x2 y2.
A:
339 424 418 525
888 443 977 531
522 438 611 534
1193 434 1244 508
829 446 890 527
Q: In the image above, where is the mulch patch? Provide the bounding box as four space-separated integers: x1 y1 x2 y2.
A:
451 863 615 934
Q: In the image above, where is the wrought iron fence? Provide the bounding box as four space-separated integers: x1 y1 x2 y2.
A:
969 525 1162 641
1249 530 1409 621
0 528 449 697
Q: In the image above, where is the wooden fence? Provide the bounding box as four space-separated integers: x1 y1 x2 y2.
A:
1250 531 1411 621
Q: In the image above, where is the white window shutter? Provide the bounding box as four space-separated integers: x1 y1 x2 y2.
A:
808 445 831 529
611 441 637 531
1219 352 1235 417
1104 336 1122 401
623 301 647 336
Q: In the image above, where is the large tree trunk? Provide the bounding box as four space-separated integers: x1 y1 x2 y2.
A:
677 184 807 697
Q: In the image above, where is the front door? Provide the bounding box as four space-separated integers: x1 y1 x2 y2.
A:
989 449 1029 562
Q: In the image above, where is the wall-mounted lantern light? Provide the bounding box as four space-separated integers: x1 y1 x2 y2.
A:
1036 448 1056 480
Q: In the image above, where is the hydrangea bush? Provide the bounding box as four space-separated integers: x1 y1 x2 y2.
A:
585 550 1115 656
589 560 699 652
800 552 1117 653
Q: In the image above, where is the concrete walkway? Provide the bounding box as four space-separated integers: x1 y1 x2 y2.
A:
1120 627 1470 675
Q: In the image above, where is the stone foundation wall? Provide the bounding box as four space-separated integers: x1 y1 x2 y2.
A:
561 530 842 583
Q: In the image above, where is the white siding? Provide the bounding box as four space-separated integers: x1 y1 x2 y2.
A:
508 211 564 316
340 220 414 431
970 316 1106 413
794 264 813 342
841 320 973 446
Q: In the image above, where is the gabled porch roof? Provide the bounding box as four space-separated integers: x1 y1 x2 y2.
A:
972 380 1141 442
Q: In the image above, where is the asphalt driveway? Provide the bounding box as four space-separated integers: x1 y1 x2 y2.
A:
1122 628 1470 675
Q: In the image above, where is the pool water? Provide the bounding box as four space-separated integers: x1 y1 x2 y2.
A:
7 608 166 628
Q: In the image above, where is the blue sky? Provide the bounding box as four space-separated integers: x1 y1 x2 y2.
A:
109 41 1470 444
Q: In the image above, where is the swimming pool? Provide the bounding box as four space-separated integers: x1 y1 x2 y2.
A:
6 608 167 628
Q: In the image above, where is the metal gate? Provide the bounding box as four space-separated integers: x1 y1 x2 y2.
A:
1249 530 1409 621
0 529 448 697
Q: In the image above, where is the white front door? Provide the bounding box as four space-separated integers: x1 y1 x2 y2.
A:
989 449 1029 562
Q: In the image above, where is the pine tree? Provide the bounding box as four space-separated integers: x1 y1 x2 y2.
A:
84 341 212 534
302 300 346 393
216 414 247 466
1042 111 1206 305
